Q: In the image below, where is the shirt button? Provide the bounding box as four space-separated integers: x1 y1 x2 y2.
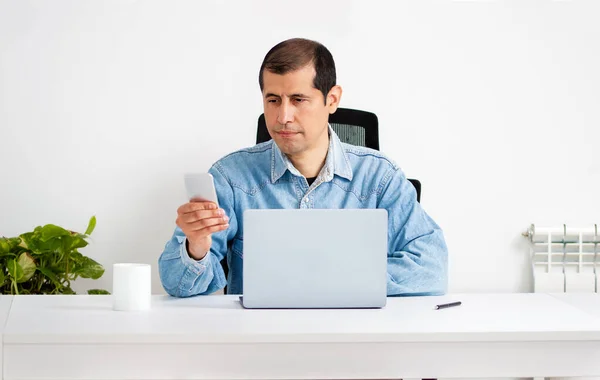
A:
304 198 309 203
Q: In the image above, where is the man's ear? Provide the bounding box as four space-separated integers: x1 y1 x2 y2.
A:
326 85 343 114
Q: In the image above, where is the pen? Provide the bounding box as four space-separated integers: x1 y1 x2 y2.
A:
435 301 462 310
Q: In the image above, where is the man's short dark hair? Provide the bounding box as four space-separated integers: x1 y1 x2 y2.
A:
259 38 336 105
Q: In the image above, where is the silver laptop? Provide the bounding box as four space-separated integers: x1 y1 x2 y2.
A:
240 209 388 309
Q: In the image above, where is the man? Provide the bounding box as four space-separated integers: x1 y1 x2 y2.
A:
159 38 448 297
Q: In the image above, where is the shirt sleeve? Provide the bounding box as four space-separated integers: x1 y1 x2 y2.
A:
158 163 238 297
377 167 448 296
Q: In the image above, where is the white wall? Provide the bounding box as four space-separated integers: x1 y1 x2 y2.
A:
1 0 599 295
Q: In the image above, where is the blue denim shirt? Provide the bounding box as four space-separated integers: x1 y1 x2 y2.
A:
159 127 448 297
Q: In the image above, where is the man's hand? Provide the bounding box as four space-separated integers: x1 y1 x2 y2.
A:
176 202 229 260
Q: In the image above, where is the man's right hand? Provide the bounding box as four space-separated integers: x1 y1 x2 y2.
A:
176 202 229 260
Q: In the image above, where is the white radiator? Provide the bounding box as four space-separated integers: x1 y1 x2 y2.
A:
523 224 599 293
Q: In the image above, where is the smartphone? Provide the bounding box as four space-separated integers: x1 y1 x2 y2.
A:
184 173 219 206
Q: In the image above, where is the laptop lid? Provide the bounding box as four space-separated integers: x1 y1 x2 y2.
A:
242 209 388 309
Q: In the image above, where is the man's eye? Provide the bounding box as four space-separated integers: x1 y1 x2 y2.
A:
267 99 278 103
294 98 306 103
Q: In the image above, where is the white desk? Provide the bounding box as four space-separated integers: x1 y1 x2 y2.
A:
3 293 600 379
0 296 14 380
551 293 600 318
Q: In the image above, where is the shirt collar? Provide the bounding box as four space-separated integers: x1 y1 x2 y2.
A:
271 124 353 184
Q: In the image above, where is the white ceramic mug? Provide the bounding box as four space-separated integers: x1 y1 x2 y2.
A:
112 263 151 311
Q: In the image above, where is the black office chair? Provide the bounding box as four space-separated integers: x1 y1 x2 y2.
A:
222 108 422 294
256 108 422 202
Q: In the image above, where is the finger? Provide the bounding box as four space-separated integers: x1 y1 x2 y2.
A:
186 221 230 239
178 208 225 224
177 202 218 214
182 216 229 232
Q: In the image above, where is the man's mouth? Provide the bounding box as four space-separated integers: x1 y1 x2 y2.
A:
277 131 300 137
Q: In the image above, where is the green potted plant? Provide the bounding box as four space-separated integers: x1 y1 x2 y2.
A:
0 216 109 295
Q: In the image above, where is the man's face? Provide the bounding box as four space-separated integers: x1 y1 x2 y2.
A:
262 64 335 158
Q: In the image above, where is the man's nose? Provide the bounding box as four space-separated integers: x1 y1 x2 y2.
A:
277 101 294 125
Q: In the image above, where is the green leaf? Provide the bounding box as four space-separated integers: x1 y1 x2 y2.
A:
0 237 21 256
18 232 36 251
39 224 70 242
60 235 73 254
16 252 36 283
69 236 88 250
9 237 21 249
19 231 49 253
68 250 85 265
87 289 110 295
75 257 105 279
0 238 10 254
0 269 5 286
60 287 76 295
7 259 24 282
36 266 62 288
85 216 96 235
20 232 62 255
42 238 65 253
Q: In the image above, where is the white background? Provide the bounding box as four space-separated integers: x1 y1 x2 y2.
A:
1 0 599 296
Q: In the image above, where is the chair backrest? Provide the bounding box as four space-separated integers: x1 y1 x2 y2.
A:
257 108 380 150
257 107 421 202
